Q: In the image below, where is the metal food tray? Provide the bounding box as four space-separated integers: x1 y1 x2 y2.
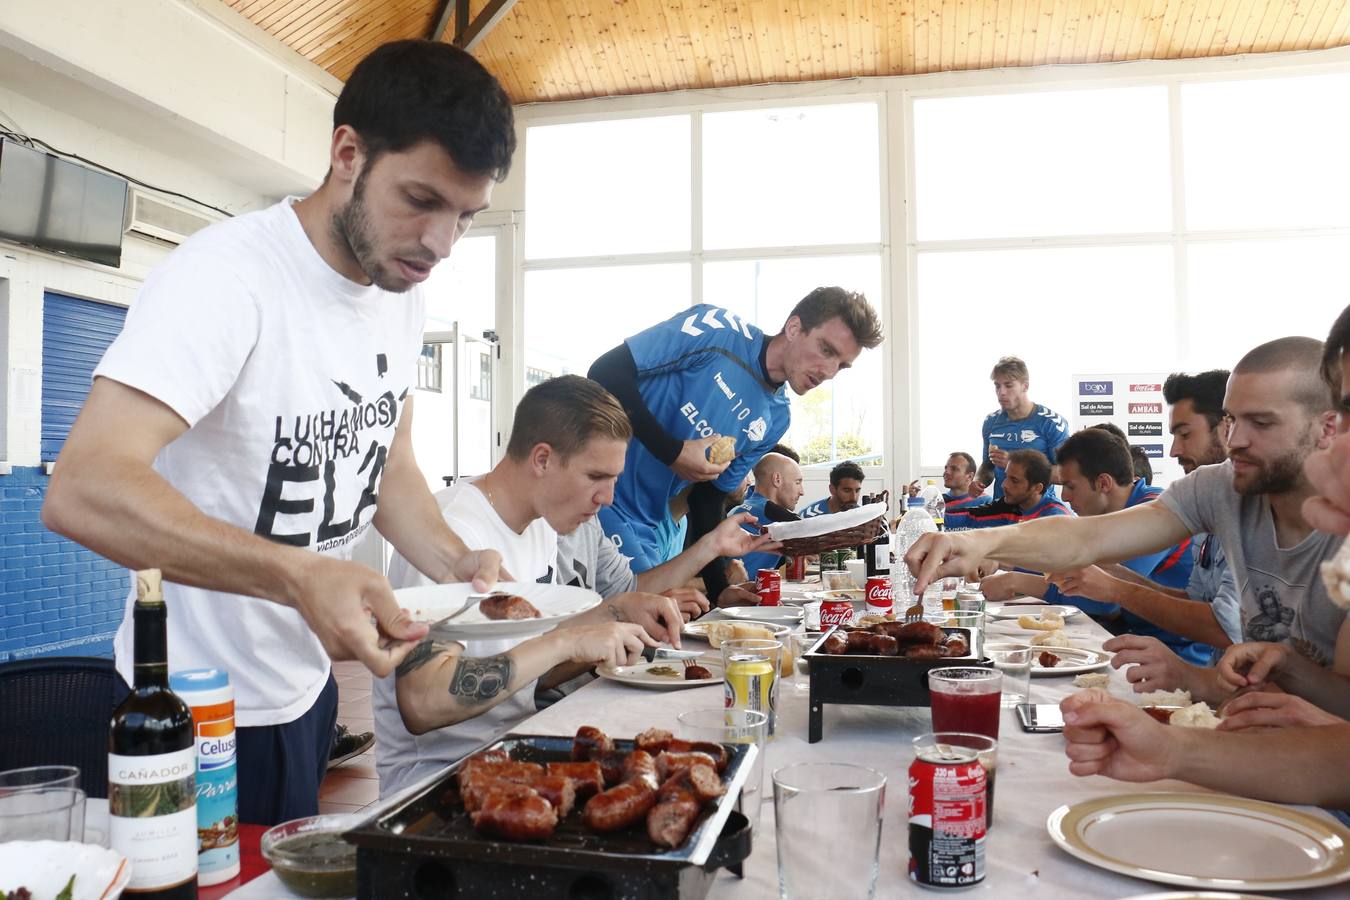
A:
804 626 993 742
344 733 757 899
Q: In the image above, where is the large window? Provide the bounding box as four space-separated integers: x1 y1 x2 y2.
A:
523 102 885 467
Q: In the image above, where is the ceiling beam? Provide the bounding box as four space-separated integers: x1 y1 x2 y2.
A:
429 0 466 43
454 0 520 52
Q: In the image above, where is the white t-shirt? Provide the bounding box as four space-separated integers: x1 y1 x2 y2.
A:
375 480 558 797
97 198 425 727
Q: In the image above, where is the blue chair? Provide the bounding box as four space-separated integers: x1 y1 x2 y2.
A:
0 656 116 798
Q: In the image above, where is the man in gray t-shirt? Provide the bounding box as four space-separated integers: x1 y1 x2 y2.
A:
1161 462 1344 665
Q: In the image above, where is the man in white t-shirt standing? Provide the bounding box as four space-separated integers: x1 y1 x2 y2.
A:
377 376 779 796
42 41 515 824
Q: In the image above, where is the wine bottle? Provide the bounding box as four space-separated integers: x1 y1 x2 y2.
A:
110 569 199 898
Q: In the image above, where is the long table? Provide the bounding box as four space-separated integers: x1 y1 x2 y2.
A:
232 595 1349 898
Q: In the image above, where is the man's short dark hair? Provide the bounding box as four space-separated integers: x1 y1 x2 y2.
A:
1233 336 1335 415
990 356 1029 382
1057 428 1135 487
1323 303 1350 394
770 443 800 463
1007 449 1051 494
334 40 516 181
784 287 883 350
1163 370 1230 429
505 376 631 462
830 461 865 486
1130 445 1154 485
948 451 977 475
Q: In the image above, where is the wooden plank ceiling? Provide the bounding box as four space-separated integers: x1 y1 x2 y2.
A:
225 1 1350 103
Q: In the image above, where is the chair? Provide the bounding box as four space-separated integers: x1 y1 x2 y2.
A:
0 656 117 798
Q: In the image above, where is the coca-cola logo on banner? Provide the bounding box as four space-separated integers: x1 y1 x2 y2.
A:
1130 383 1162 393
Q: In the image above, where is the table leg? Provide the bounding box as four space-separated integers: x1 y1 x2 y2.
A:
809 696 823 743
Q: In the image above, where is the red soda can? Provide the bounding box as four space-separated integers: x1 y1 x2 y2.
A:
864 575 893 614
756 569 782 606
818 598 853 628
908 735 987 888
786 555 807 581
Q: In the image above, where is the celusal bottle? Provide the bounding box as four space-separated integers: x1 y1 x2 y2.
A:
110 569 199 898
170 669 239 886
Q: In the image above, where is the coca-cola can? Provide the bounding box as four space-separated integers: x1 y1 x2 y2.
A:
756 569 782 606
909 734 987 889
818 598 853 629
864 575 893 614
786 555 807 581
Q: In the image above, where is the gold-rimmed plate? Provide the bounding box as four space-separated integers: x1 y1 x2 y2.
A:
1031 646 1112 676
595 658 724 690
1047 792 1350 890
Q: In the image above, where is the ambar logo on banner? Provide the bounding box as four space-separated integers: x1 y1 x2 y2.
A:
1079 381 1113 395
1080 401 1114 416
1128 422 1164 437
1129 402 1162 415
1130 383 1162 393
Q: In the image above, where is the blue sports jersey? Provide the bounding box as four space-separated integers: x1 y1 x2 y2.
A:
727 491 783 575
943 494 1068 532
799 497 832 518
599 304 792 571
1044 480 1207 663
981 404 1069 500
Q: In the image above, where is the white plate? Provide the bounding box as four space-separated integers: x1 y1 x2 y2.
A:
1047 792 1350 890
763 501 888 542
399 581 602 640
1124 893 1279 899
1031 646 1112 676
595 658 724 689
988 604 1082 621
683 619 791 647
0 841 130 900
719 605 804 623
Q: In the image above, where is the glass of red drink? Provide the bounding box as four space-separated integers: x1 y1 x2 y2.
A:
928 667 1002 740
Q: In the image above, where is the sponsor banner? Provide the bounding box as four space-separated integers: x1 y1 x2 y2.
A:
1128 402 1162 415
1139 443 1164 458
1078 380 1113 395
1079 401 1114 416
1128 421 1164 437
1129 383 1162 393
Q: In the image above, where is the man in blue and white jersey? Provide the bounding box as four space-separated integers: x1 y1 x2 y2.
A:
728 453 804 575
589 287 883 604
947 449 1069 533
980 356 1069 501
800 459 865 518
941 451 987 514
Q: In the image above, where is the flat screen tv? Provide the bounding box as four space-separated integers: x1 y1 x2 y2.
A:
0 137 128 268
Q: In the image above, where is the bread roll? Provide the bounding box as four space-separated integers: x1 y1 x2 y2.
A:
1017 611 1065 631
707 435 737 465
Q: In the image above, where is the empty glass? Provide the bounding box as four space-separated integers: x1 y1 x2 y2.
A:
986 641 1033 707
774 762 885 899
790 632 823 693
0 786 86 841
0 766 80 793
677 708 768 831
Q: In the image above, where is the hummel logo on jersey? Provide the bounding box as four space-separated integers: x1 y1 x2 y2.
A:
714 372 736 400
680 308 754 340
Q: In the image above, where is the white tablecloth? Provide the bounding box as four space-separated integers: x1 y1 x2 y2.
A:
230 596 1348 898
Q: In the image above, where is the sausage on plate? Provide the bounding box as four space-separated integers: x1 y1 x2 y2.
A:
581 780 658 832
572 725 614 762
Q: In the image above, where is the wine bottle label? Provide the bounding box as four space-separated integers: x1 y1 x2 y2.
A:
110 749 199 889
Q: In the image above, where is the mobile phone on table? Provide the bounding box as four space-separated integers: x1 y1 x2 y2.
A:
1015 702 1064 733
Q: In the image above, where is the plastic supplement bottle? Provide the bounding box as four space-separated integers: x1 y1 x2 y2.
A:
170 668 240 886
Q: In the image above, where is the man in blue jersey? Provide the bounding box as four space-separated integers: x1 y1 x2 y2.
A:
980 356 1069 500
800 460 865 518
942 452 987 513
728 452 805 575
589 287 883 604
948 450 1069 538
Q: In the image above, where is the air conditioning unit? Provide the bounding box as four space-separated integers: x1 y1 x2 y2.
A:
124 188 224 245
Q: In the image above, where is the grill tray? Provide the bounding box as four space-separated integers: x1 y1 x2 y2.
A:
804 626 993 742
344 733 756 899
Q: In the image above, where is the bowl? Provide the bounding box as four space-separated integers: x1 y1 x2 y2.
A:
260 814 360 898
844 558 867 587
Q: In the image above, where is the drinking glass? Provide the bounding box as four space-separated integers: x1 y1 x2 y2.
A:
0 786 86 841
773 763 885 900
923 732 999 827
790 632 822 693
986 641 1033 707
927 610 985 657
0 766 80 793
721 638 783 736
928 667 1002 740
678 708 769 831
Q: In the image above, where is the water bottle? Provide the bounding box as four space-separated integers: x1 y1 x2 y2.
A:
893 498 937 606
921 484 946 531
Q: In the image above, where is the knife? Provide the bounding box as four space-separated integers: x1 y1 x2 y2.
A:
641 646 705 662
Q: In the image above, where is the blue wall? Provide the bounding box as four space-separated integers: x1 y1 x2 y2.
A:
0 466 124 661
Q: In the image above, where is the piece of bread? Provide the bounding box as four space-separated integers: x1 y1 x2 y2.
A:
1017 611 1065 631
1073 672 1111 689
1031 630 1071 648
1169 701 1222 729
707 434 737 465
1138 688 1193 707
705 621 776 648
1321 539 1350 611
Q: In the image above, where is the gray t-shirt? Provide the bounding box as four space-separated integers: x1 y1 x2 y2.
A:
556 515 637 598
1160 461 1347 666
1187 533 1243 646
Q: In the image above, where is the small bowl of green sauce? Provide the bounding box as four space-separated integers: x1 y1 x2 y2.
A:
261 813 360 898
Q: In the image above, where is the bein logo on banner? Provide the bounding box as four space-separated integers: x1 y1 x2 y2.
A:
1079 381 1113 395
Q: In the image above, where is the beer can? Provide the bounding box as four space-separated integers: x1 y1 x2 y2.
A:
724 652 777 735
908 736 987 889
864 575 893 615
819 599 854 629
756 568 782 606
819 549 839 571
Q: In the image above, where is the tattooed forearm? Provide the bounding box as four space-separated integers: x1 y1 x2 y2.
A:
448 654 513 704
395 637 455 678
605 601 626 622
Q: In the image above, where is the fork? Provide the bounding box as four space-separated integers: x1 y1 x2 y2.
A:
439 592 495 623
901 596 925 623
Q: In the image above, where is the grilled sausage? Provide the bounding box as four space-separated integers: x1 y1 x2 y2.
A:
655 750 718 782
572 725 614 761
635 728 673 754
459 774 531 813
942 634 970 657
544 761 605 799
845 631 899 656
688 741 730 773
684 665 713 680
471 788 558 840
527 774 577 819
479 593 541 620
647 795 701 849
581 780 658 832
820 632 850 655
598 750 628 787
622 749 660 790
904 643 946 660
895 621 946 646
